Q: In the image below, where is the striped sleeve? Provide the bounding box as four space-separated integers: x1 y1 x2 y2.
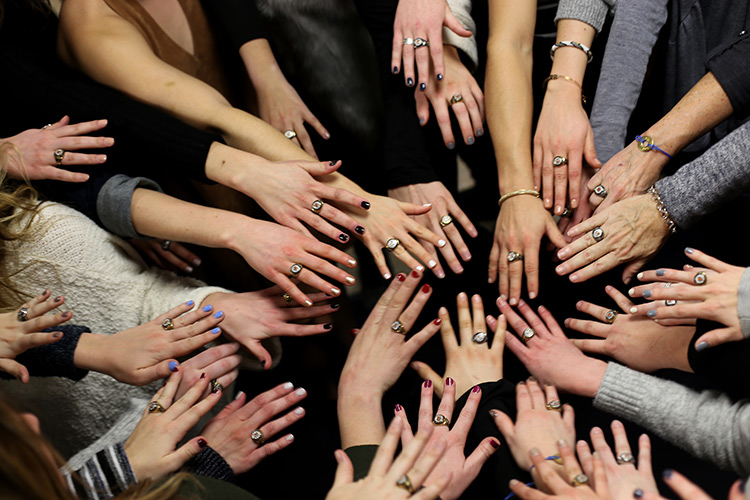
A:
62 443 137 499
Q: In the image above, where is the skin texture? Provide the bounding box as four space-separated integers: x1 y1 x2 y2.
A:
639 471 745 500
0 117 113 182
172 342 242 401
129 239 201 275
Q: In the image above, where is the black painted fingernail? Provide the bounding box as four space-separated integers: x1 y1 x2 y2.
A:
54 296 62 303
339 233 349 243
407 78 414 87
419 82 426 91
355 225 365 235
331 303 340 309
324 323 333 330
437 73 443 81
447 142 455 150
329 160 339 166
360 201 370 210
393 66 399 74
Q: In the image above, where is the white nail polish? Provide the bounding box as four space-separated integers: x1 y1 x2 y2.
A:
283 382 294 390
423 203 432 207
185 266 193 273
286 434 294 442
637 272 644 280
294 407 304 415
438 239 446 248
428 260 437 268
234 390 245 400
331 287 341 295
384 273 392 280
304 300 313 307
193 258 202 266
296 388 306 396
629 307 637 314
345 276 355 285
416 265 425 272
348 259 357 266
628 288 635 296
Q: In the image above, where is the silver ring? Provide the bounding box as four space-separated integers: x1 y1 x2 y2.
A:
605 310 618 324
290 263 303 278
414 37 429 48
210 379 224 393
161 239 172 251
521 327 535 343
664 282 672 288
693 271 707 286
592 227 605 242
17 306 29 322
391 320 407 335
41 124 52 130
560 207 571 217
403 37 414 45
284 130 297 140
552 155 568 167
593 185 608 198
472 331 488 344
251 429 264 445
311 199 324 214
665 299 677 306
385 237 400 252
616 452 636 465
54 148 65 166
507 251 524 263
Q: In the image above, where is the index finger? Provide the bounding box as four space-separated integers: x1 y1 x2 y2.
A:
427 26 445 79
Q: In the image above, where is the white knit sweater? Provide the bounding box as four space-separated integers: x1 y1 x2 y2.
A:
0 202 230 461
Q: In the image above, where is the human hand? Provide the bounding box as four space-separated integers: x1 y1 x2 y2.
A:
202 286 338 367
565 285 694 373
388 181 478 278
628 248 746 351
576 421 657 500
0 116 113 182
415 46 484 148
391 0 472 88
555 194 670 285
492 379 575 473
129 239 202 274
411 292 503 399
587 141 667 212
230 216 358 307
394 380 500 500
174 342 242 401
124 371 220 481
496 297 607 398
200 382 308 474
0 290 70 382
640 470 745 500
490 196 568 304
74 300 225 386
533 85 600 216
326 417 450 500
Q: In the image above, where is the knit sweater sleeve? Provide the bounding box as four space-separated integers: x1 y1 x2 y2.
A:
62 442 137 499
554 0 616 32
183 446 236 482
594 362 750 476
0 325 90 381
97 174 163 239
654 120 750 229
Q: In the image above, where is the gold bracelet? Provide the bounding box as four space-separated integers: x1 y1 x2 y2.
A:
543 74 587 104
498 189 540 208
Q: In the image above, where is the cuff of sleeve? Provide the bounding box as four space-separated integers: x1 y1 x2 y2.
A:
738 268 750 339
183 446 236 482
593 362 648 422
654 177 687 229
345 445 379 481
10 325 90 380
554 0 610 33
113 442 138 492
97 174 163 239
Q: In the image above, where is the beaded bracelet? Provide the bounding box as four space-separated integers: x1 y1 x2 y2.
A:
498 189 540 208
648 185 677 234
635 135 673 159
543 74 587 104
550 41 593 63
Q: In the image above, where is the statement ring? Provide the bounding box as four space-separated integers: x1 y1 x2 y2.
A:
507 251 524 263
251 429 264 445
282 292 293 304
605 310 618 324
161 239 172 251
616 452 636 465
592 227 605 242
521 327 535 343
448 93 463 106
148 401 166 413
472 331 488 344
414 37 429 48
693 271 707 286
391 320 407 335
403 37 414 45
290 263 303 278
161 318 174 331
17 307 29 322
284 130 297 140
385 238 400 252
396 474 414 493
593 185 608 198
546 400 562 412
439 214 453 227
54 148 65 166
433 414 450 426
210 379 223 393
311 199 324 214
572 473 589 486
552 155 568 167
665 299 677 306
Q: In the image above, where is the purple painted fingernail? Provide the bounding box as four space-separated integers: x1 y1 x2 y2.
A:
446 377 454 386
395 403 403 412
169 360 179 372
203 305 212 312
186 300 194 306
490 440 500 449
472 385 481 393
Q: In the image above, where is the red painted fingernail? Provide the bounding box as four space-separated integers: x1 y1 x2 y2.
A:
424 379 432 388
472 385 481 393
395 404 403 412
446 377 454 386
397 273 406 282
200 373 206 379
433 318 441 325
422 284 431 293
411 270 420 278
490 439 500 449
198 438 207 448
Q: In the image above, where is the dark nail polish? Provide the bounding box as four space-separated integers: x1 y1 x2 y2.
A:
200 373 206 379
634 488 644 498
447 141 455 150
260 359 266 366
446 377 454 386
422 284 431 293
685 247 694 254
424 379 432 388
663 469 673 479
467 136 475 145
324 323 333 330
331 303 340 309
490 439 500 449
355 225 365 235
393 66 399 74
696 341 709 352
433 318 441 325
472 385 481 393
52 331 61 339
642 290 652 298
54 296 62 303
419 82 426 91
339 233 349 243
656 269 666 276
411 270 419 278
42 289 49 296
63 311 72 318
437 73 443 81
329 160 339 166
198 438 207 448
407 77 414 87
395 403 403 412
360 201 371 210
397 273 406 282
476 128 484 136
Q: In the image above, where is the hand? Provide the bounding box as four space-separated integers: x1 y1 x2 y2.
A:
576 421 658 500
174 342 242 401
337 194 447 279
496 297 607 398
415 46 485 148
555 194 670 285
200 382 308 474
394 380 499 500
0 290 70 382
256 79 330 159
587 141 667 212
565 285 694 373
388 182 478 278
391 0 472 87
533 85 600 216
628 248 746 350
124 371 220 481
202 286 339 367
129 239 202 275
74 300 225 385
642 470 745 500
489 196 568 304
229 216 358 307
411 292 503 399
326 418 450 500
0 116 113 182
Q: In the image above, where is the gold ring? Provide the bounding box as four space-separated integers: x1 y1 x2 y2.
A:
396 474 414 493
546 400 562 412
616 452 635 465
210 379 223 393
391 320 407 335
290 263 303 278
282 292 293 304
432 414 450 426
507 251 524 263
693 271 707 286
148 401 166 413
448 93 463 106
571 473 589 486
439 214 453 227
605 310 618 324
161 318 174 331
385 238 400 252
521 328 535 343
54 148 65 166
552 155 568 167
311 200 324 214
251 429 264 445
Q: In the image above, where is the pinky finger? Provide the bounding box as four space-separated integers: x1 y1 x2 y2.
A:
254 433 296 462
0 359 30 383
662 470 713 500
167 436 210 472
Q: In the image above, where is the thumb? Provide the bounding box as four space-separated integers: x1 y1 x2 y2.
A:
0 359 30 383
490 408 515 440
622 259 647 285
545 218 569 249
464 437 501 478
331 449 354 489
398 201 432 216
135 358 180 387
695 327 738 351
443 8 472 37
304 160 341 176
243 340 272 370
410 361 443 398
169 436 209 472
584 130 601 169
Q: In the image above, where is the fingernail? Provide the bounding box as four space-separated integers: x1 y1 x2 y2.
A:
395 403 403 412
685 247 694 254
509 479 520 487
472 385 481 393
419 117 425 125
424 379 432 388
625 277 632 284
323 323 333 330
426 260 437 269
637 272 644 280
423 203 433 207
393 66 399 74
235 390 245 400
283 382 294 389
407 77 414 86
355 225 365 235
436 269 445 278
384 273 392 280
198 438 207 448
184 265 194 273
200 373 206 379
629 307 638 314
286 434 294 442
329 160 339 166
294 407 304 415
331 287 341 296
192 258 201 266
557 438 568 447
419 82 426 91
214 311 224 318
433 318 441 325
656 269 666 276
331 303 340 309
438 239 447 247
529 447 541 456
186 300 194 306
489 410 498 417
169 360 179 372
628 288 635 296
477 127 484 136
437 73 443 81
411 270 420 278
467 136 475 145
296 388 307 396
62 311 72 318
490 439 500 449
696 341 709 352
416 265 425 272
54 296 62 303
305 300 313 307
203 305 212 312
642 290 652 298
663 469 673 479
52 331 61 339
447 141 455 150
647 310 657 318
634 489 644 499
361 201 371 210
339 234 349 243
345 276 355 285
397 273 406 282
211 327 221 334
348 259 357 267
446 377 454 386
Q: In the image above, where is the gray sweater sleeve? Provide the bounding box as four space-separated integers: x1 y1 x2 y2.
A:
655 120 750 229
740 268 750 339
63 442 137 499
554 0 616 32
96 174 163 239
594 362 750 476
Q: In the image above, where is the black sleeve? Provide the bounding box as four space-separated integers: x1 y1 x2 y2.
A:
344 444 379 481
707 33 750 119
183 446 237 482
201 0 268 52
0 325 90 381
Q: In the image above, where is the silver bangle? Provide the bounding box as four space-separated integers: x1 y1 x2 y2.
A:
648 185 677 234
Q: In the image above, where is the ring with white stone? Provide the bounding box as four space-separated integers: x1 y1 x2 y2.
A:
472 331 488 344
385 238 400 252
311 199 324 214
284 130 297 140
665 299 677 306
521 327 535 343
403 37 414 45
552 155 568 167
391 320 407 335
593 184 608 198
439 214 453 227
432 413 450 426
605 310 618 324
592 227 605 242
616 452 636 465
290 263 303 278
545 400 562 412
572 473 589 486
250 429 264 445
507 251 524 263
693 271 707 286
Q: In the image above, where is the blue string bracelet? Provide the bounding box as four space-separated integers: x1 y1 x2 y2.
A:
504 456 563 499
635 135 672 159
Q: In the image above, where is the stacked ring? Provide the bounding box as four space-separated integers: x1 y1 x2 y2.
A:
605 310 618 324
17 307 28 322
546 400 562 412
210 379 224 393
472 331 488 344
311 200 324 214
290 263 303 278
385 238 400 252
521 328 535 343
403 37 414 45
439 214 453 227
432 414 450 426
552 155 568 167
507 251 524 263
251 429 264 445
391 320 407 335
161 318 174 331
693 271 707 286
148 401 166 413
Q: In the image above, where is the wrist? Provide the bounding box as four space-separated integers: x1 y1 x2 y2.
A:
73 333 110 374
218 213 257 253
574 359 607 398
204 143 266 196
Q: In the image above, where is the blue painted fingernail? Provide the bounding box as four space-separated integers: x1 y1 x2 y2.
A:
642 290 652 298
211 327 221 334
407 77 414 87
203 305 212 312
168 360 179 372
476 128 484 136
214 311 224 318
663 469 673 479
696 341 709 352
419 117 425 125
634 489 644 498
647 310 657 318
437 73 443 81
186 300 194 306
656 269 666 276
467 136 475 145
685 247 694 254
447 142 455 150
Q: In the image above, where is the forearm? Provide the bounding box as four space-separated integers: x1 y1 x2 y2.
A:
239 39 288 99
337 382 386 449
72 333 112 378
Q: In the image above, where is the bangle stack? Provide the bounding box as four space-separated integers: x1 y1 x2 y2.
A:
498 189 540 208
635 135 673 159
543 74 587 104
550 41 593 63
648 185 677 234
